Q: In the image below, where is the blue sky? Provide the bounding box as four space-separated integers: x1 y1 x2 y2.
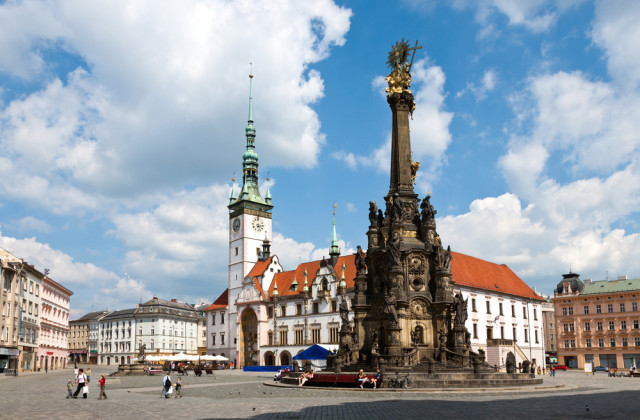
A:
1 0 639 317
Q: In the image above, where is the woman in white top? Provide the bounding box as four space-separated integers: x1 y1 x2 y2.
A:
72 368 88 398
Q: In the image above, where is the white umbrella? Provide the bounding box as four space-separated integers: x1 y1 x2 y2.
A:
146 355 160 362
199 355 216 361
214 355 229 362
174 352 189 360
185 354 200 362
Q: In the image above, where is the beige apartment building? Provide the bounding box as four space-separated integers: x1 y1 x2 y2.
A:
554 273 640 369
1 250 22 373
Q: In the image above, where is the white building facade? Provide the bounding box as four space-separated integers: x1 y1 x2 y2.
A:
99 309 136 366
38 276 73 371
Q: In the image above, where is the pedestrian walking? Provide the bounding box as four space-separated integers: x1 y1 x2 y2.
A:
66 379 73 399
98 375 107 400
86 368 92 383
72 368 88 398
163 372 172 398
174 377 182 398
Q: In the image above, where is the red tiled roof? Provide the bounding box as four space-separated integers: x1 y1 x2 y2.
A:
268 254 357 298
451 251 543 301
248 256 273 278
204 288 228 311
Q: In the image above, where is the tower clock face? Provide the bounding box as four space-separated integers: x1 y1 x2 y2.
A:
232 218 241 233
251 216 265 232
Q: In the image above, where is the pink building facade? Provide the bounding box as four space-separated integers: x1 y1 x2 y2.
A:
37 277 73 371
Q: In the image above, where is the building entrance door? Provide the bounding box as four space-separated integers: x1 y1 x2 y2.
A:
240 308 258 367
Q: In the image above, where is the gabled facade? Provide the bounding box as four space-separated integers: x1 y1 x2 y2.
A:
553 273 640 369
19 264 43 372
98 308 136 365
134 297 199 358
38 275 73 371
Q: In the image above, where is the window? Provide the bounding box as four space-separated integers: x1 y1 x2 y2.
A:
500 326 505 338
563 323 569 332
620 303 626 312
279 329 288 346
586 339 591 348
562 307 567 316
511 304 515 317
312 302 319 314
22 299 26 311
331 301 337 312
636 337 640 346
634 320 639 329
534 308 538 320
221 312 225 324
268 331 273 346
256 247 261 257
151 339 155 349
311 327 320 344
23 279 27 290
608 304 613 313
598 338 604 347
597 322 603 331
523 307 527 319
609 321 615 330
596 304 601 314
524 328 529 343
35 285 39 296
622 337 628 347
28 302 32 314
471 298 477 312
329 325 339 343
570 339 575 348
294 329 303 345
499 303 503 315
472 323 478 339
621 320 627 330
211 314 215 325
267 307 273 318
569 323 575 332
151 328 155 335
513 327 517 340
633 302 638 311
564 339 569 348
583 305 589 314
568 307 573 315
486 301 491 314
610 338 616 347
29 281 33 293
211 333 216 345
584 322 590 331
535 329 539 343
280 305 286 317
220 333 225 345
235 247 238 256
296 304 302 316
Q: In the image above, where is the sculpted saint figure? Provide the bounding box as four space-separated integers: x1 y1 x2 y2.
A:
355 246 366 274
384 294 398 325
340 299 350 328
387 232 401 268
368 201 378 227
420 194 437 222
454 293 468 326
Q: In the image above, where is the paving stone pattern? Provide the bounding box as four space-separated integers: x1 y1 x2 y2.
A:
1 368 638 419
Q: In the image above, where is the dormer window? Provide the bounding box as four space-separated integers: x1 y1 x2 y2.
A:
322 279 328 291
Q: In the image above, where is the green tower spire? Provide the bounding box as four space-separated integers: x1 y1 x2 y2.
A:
329 203 340 266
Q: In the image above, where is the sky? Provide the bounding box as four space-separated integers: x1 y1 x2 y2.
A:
1 0 640 317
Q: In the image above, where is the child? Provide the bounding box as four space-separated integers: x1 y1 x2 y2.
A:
66 379 73 399
174 377 182 398
98 375 107 400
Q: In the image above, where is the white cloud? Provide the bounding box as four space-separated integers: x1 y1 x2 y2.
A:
0 0 352 214
454 0 585 34
592 0 640 88
456 68 498 101
12 217 52 233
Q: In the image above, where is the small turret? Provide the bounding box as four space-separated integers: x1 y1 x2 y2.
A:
262 233 271 260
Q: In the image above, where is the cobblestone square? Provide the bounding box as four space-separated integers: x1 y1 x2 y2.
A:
1 368 639 419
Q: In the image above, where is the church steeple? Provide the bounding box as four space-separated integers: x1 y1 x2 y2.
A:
229 72 272 214
329 203 340 266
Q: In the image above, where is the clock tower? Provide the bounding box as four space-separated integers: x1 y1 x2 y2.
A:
228 73 273 316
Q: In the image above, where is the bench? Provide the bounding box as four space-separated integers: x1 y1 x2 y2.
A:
148 369 163 375
303 373 378 388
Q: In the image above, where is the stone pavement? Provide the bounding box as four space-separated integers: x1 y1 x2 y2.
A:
1 367 638 419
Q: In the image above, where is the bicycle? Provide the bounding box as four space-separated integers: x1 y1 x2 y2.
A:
390 372 415 389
